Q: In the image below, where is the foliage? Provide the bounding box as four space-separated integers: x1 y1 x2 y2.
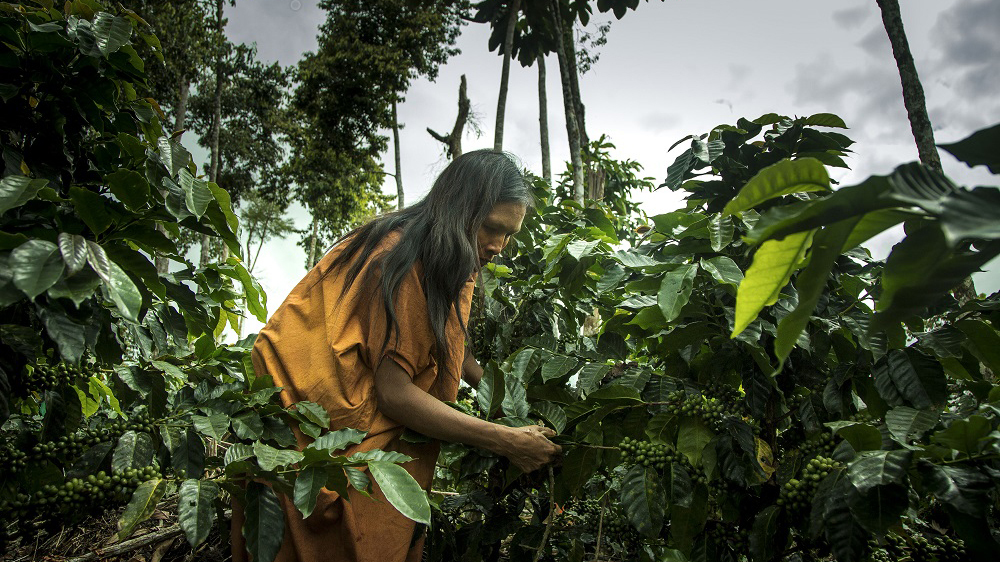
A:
0 3 428 557
438 112 1000 562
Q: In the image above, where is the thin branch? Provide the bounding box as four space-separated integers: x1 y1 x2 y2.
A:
533 466 557 562
594 493 606 562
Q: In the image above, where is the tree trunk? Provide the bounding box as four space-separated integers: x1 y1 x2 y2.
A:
427 75 470 160
307 217 318 269
538 56 551 184
392 97 404 209
550 0 584 203
877 0 975 300
563 24 588 152
201 0 224 268
875 0 942 173
493 0 521 151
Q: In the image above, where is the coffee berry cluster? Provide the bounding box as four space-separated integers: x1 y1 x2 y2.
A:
619 437 705 484
18 361 86 395
870 531 966 562
664 391 727 428
776 456 842 513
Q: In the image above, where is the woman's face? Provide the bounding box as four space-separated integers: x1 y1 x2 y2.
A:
476 201 527 268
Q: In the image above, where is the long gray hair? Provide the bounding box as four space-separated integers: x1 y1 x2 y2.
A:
331 149 532 372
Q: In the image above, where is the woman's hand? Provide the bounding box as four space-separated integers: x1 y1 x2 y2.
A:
494 425 562 473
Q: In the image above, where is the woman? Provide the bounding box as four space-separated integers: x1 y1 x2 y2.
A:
234 150 562 562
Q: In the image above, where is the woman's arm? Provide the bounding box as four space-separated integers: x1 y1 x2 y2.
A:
461 342 483 389
375 357 560 473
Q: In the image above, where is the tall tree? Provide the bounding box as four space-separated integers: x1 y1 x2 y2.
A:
875 0 942 173
538 56 551 183
549 0 584 201
428 75 473 159
493 0 521 150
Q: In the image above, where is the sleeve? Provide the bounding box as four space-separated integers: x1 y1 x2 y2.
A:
362 264 434 381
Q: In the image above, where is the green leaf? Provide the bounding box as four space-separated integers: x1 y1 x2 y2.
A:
749 505 785 562
873 349 947 409
232 412 264 441
885 406 939 444
39 307 87 363
938 122 1000 173
253 441 305 472
956 319 1000 374
502 369 530 418
178 169 213 218
105 258 143 322
658 263 698 322
309 428 366 453
348 450 413 464
294 401 330 430
170 428 206 478
559 445 600 494
368 461 431 525
112 430 154 472
243 482 284 562
724 158 830 216
919 463 991 516
834 423 882 452
191 413 230 441
774 218 857 363
57 233 88 277
841 209 914 252
847 450 912 494
345 467 372 496
801 113 848 128
178 479 219 547
732 230 814 337
665 463 693 507
933 415 991 456
157 136 191 179
677 416 715 466
621 464 665 538
106 169 150 211
700 256 743 288
531 401 567 433
85 240 111 283
848 481 908 535
293 466 328 518
118 478 166 540
0 175 48 215
11 239 64 299
709 214 735 251
822 478 869 562
92 12 132 56
541 355 578 382
576 363 611 394
476 362 505 417
70 186 116 235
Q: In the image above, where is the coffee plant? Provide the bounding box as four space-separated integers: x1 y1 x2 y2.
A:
0 2 428 559
440 115 1000 562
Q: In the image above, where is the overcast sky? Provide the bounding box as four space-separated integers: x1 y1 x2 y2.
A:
223 0 1000 333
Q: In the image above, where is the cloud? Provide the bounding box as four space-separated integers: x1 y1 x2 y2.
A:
225 0 324 66
832 5 871 29
637 112 680 134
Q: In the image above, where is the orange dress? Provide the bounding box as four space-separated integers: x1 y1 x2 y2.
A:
232 231 475 562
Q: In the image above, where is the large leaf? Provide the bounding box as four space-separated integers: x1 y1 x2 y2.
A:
191 413 230 441
178 479 220 547
774 218 857 363
0 175 48 215
847 450 912 494
700 256 743 288
885 406 939 444
919 463 991 516
676 416 715 466
118 479 166 540
57 233 88 277
873 349 947 409
106 169 150 211
658 263 698 322
732 230 814 337
92 12 132 56
723 158 830 216
559 444 600 494
476 362 505 417
822 478 869 562
253 441 304 472
105 258 143 322
11 239 64 299
112 430 154 472
293 466 329 518
243 482 284 562
541 355 578 382
932 415 991 456
309 428 366 453
938 122 1000 173
709 214 735 251
749 505 785 562
368 461 431 525
170 428 206 478
178 168 213 218
621 464 665 538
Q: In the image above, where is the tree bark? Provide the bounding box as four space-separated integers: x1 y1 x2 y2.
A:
538 56 551 184
307 216 318 269
392 97 404 209
493 0 521 151
201 0 224 268
875 0 942 173
550 0 584 203
563 24 588 152
427 75 469 160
